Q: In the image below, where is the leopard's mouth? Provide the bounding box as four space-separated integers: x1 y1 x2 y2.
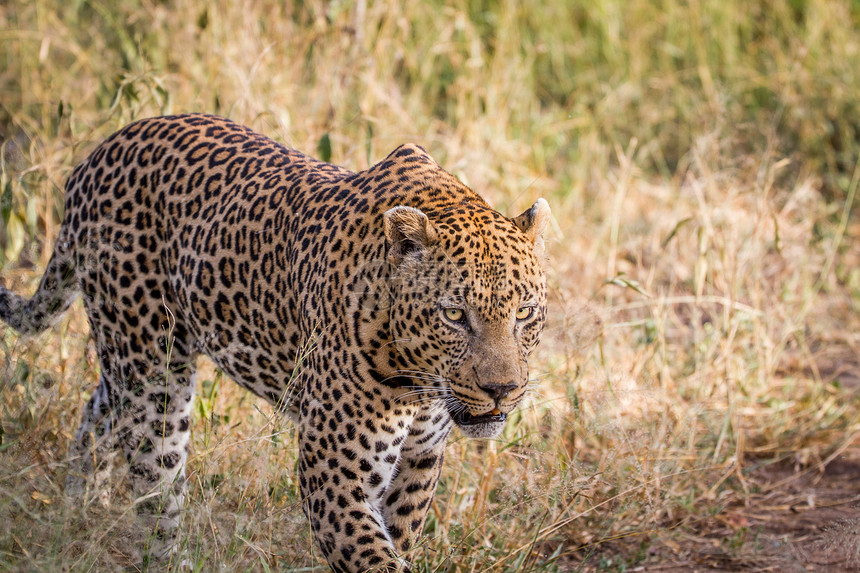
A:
450 408 507 427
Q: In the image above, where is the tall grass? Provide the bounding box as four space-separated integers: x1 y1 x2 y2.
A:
1 0 858 570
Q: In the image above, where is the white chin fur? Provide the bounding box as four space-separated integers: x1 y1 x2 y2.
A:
456 420 506 439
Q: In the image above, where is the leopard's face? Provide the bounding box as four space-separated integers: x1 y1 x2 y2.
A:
385 199 550 438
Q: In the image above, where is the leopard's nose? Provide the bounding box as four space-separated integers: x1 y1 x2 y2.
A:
478 381 518 402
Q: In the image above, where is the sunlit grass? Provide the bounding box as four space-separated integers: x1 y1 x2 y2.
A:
1 0 859 571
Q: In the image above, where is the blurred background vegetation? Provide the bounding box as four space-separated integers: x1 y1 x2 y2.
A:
1 0 859 571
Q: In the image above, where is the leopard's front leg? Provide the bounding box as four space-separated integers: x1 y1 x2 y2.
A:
381 403 452 556
299 396 411 572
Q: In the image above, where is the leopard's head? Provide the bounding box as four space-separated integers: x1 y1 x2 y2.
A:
385 194 550 438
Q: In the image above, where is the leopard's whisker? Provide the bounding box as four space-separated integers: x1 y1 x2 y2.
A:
379 373 439 384
403 397 445 406
398 391 445 400
379 370 442 383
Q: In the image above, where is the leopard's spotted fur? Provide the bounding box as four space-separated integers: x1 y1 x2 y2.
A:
0 114 550 571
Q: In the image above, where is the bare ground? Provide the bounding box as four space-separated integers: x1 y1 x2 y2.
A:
565 443 860 572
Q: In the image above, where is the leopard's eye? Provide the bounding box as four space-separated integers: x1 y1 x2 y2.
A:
515 306 534 321
443 307 465 323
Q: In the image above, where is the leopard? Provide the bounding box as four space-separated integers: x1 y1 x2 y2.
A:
0 114 550 571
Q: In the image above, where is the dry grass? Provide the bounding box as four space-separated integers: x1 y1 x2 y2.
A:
1 0 859 571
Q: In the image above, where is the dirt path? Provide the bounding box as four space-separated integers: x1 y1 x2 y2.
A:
568 445 860 572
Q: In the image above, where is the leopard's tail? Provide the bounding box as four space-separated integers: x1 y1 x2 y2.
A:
0 231 78 337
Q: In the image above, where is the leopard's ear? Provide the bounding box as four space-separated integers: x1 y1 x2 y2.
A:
512 198 551 256
384 206 438 266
